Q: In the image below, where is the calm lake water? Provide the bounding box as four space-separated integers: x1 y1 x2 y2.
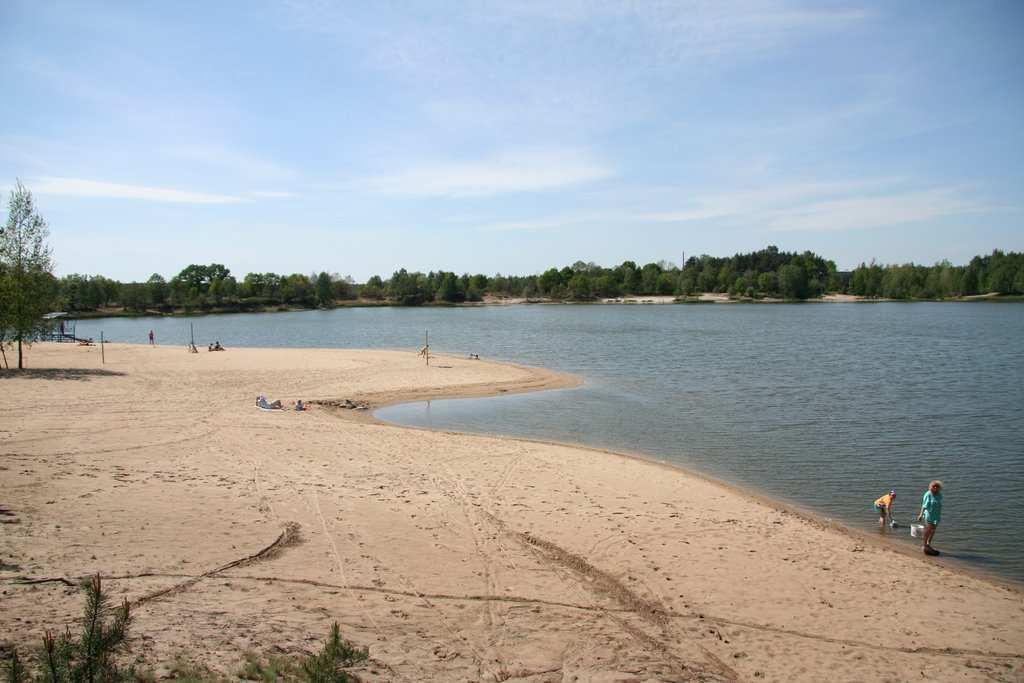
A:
76 304 1024 582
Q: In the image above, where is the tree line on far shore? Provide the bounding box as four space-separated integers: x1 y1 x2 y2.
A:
49 246 1024 314
5 182 1024 338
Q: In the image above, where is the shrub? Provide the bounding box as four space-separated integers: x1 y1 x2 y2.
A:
301 623 368 683
4 575 131 683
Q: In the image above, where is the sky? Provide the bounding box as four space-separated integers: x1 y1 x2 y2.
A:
1 0 1022 281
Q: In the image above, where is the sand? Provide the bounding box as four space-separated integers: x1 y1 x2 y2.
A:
1 343 1022 682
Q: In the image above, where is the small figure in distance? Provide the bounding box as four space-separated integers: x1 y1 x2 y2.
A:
148 329 155 346
874 489 896 530
256 395 283 410
917 480 943 555
295 399 306 411
214 341 224 351
188 343 199 353
468 353 480 360
208 343 214 352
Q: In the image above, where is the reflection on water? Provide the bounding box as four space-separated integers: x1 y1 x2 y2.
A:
78 303 1024 582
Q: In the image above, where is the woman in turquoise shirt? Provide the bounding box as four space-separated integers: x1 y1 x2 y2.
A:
916 480 943 556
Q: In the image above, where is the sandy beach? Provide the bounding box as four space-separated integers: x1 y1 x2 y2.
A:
2 343 1022 682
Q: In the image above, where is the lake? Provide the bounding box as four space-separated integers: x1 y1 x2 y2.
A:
74 303 1024 583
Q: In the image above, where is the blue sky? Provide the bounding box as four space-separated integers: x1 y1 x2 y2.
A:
1 1 1021 281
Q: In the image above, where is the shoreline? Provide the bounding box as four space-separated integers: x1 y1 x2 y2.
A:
354 367 1021 593
61 292 1024 319
6 344 1018 590
3 343 1021 680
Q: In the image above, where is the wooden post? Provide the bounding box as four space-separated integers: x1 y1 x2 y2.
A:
100 331 105 364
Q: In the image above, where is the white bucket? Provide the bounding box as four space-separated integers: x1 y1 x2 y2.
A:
910 523 924 538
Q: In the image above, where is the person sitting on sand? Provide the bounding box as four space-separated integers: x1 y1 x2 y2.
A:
917 480 943 555
214 341 224 351
208 343 214 352
874 489 896 529
295 399 305 411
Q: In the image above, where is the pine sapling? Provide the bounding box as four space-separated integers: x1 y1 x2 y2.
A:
301 622 368 683
4 648 27 683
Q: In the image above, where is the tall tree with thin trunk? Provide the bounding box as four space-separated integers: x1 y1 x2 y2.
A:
0 181 55 369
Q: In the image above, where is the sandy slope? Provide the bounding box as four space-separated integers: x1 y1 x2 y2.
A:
1 343 1021 682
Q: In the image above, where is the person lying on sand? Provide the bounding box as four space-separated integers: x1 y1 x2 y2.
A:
874 489 896 529
256 395 283 410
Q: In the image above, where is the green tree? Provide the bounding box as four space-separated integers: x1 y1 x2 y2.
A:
146 273 168 306
777 264 806 299
617 261 641 294
757 271 777 295
5 575 131 683
640 262 663 294
360 275 384 300
676 270 697 296
592 274 619 297
387 269 429 305
566 273 592 299
0 182 56 369
315 271 334 307
436 272 463 302
302 622 368 683
538 268 562 296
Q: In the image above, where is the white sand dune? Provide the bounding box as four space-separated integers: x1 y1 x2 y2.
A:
1 343 1021 681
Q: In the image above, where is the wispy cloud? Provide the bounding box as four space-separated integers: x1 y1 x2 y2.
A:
166 146 297 182
634 179 897 223
637 181 1001 233
360 150 613 198
246 190 298 199
459 180 1004 235
768 187 997 232
31 177 244 204
283 1 868 69
475 213 606 232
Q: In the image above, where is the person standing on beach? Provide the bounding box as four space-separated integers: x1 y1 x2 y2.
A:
148 329 155 346
874 489 896 529
917 480 943 555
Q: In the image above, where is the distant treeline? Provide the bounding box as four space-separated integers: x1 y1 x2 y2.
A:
51 247 1024 314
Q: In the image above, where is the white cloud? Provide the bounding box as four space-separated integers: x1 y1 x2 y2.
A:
31 177 245 204
634 180 898 223
247 190 298 199
360 150 613 198
768 187 993 232
461 180 1002 235
475 214 603 232
167 146 297 182
638 181 1003 233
